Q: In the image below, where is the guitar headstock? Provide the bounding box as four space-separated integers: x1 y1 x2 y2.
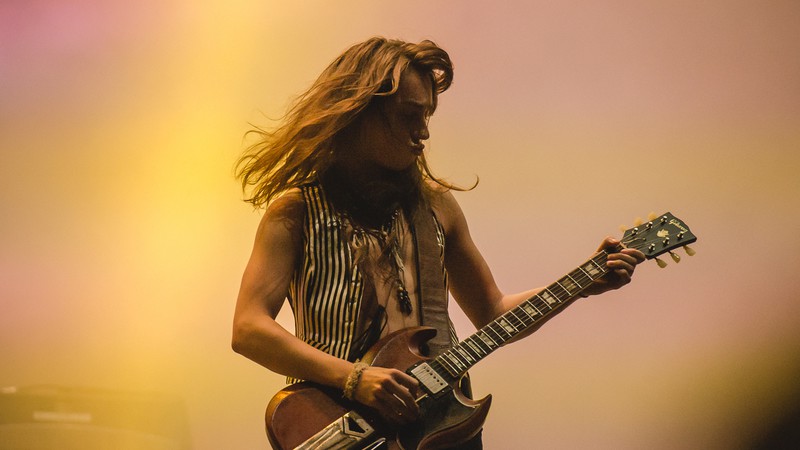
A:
621 212 697 267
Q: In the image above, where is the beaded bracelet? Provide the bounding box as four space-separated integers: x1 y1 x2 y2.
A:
343 361 369 401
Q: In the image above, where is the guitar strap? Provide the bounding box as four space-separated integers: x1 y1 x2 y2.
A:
411 207 453 358
412 209 481 448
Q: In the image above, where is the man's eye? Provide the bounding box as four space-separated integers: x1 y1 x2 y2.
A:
404 111 425 122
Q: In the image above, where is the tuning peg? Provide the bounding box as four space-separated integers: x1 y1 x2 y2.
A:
669 251 681 263
633 217 643 226
619 225 628 232
655 257 668 268
683 245 696 256
647 212 658 221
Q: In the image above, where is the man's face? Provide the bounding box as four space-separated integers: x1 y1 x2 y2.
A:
355 67 435 172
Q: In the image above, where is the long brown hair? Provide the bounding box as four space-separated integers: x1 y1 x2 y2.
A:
236 37 471 208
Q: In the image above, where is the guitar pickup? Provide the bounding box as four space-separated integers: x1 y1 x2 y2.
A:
410 363 449 395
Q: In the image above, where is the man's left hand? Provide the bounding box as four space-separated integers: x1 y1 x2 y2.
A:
581 237 646 297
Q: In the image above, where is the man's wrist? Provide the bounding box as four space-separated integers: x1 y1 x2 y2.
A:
342 361 368 400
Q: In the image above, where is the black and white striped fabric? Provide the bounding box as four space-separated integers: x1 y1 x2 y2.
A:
286 183 454 383
288 183 365 364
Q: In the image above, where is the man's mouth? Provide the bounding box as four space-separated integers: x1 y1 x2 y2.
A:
409 141 425 154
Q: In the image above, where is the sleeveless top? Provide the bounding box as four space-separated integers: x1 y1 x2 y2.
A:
287 183 458 373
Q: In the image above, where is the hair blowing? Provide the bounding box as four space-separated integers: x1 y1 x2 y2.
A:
236 37 472 208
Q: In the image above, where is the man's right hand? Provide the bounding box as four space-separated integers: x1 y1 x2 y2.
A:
353 366 421 425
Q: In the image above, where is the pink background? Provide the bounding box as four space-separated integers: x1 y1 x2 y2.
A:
2 1 799 448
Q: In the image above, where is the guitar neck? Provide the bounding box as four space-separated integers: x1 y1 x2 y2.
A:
428 250 612 382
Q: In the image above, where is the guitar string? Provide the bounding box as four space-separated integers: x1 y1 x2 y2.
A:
412 230 671 404
419 219 681 391
428 251 612 381
414 221 688 405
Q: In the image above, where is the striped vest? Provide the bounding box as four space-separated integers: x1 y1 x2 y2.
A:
288 183 456 368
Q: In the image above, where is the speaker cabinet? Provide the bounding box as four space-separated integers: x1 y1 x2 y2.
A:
0 385 190 450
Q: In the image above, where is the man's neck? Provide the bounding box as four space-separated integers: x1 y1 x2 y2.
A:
321 162 423 230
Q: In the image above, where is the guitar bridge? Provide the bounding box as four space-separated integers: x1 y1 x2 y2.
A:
294 411 381 450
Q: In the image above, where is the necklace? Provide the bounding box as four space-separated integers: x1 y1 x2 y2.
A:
346 208 413 316
391 238 413 315
383 209 412 316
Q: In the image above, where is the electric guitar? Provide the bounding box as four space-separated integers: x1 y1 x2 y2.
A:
265 212 697 449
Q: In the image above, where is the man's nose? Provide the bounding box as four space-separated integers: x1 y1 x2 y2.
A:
414 120 430 141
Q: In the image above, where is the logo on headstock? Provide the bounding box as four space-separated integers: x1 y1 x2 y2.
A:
669 218 689 233
657 229 670 238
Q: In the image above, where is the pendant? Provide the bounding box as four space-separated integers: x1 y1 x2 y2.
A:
398 287 412 315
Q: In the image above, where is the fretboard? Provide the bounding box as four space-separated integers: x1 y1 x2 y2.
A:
428 250 611 382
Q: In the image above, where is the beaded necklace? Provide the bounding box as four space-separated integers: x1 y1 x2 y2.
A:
348 208 413 316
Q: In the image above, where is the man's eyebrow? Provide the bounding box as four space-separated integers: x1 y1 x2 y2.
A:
401 99 434 112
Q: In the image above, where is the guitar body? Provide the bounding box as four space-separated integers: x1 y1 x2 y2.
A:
265 327 491 450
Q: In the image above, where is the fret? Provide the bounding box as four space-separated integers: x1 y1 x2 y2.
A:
576 266 593 285
464 339 486 358
449 348 471 367
452 356 469 373
457 342 479 361
587 258 605 275
453 345 474 366
497 317 518 335
456 344 471 359
521 303 539 323
508 309 527 328
555 280 572 298
428 359 445 376
440 353 462 374
467 335 491 354
582 262 600 277
540 290 557 308
531 297 549 313
477 330 498 349
552 282 571 300
549 287 565 304
566 273 582 290
485 324 505 343
561 277 577 295
438 353 459 375
521 301 542 318
498 322 515 341
516 305 532 321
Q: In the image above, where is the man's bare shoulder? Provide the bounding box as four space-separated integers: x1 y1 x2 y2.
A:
425 182 466 236
268 188 305 213
258 188 306 238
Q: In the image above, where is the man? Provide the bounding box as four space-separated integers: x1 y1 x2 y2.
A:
232 37 644 447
